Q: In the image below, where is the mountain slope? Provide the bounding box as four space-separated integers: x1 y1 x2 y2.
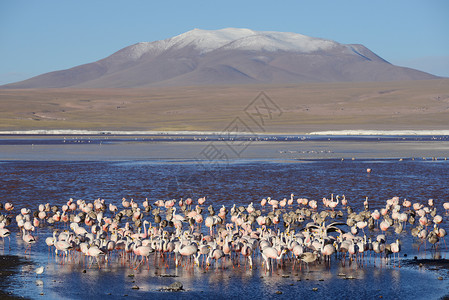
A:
1 28 439 88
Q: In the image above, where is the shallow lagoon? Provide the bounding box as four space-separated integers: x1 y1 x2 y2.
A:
0 135 449 299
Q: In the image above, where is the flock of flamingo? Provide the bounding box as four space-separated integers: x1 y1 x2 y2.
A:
0 193 448 273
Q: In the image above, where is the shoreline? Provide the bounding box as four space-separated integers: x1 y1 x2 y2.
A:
0 129 449 136
0 255 32 300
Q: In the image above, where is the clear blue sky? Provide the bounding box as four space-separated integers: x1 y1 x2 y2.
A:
1 0 448 85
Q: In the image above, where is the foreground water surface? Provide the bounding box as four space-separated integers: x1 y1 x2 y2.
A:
0 136 448 299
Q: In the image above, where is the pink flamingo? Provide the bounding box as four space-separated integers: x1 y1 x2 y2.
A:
109 203 118 214
379 220 390 232
142 198 149 209
87 245 106 269
240 242 253 268
122 198 130 208
206 247 225 269
443 202 449 214
175 243 198 267
433 215 443 225
371 210 381 227
402 199 411 208
133 245 154 270
328 196 339 211
390 239 401 267
268 198 279 211
185 198 193 209
261 247 287 271
279 198 287 208
22 228 36 254
5 202 14 211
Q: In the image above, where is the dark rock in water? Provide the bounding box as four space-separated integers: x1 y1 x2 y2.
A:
131 285 139 290
275 291 282 294
162 282 183 292
159 274 178 277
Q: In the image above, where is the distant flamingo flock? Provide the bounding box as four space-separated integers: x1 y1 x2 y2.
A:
0 194 448 272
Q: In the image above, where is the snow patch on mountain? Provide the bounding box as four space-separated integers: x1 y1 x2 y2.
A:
122 28 339 59
223 31 337 52
167 28 256 53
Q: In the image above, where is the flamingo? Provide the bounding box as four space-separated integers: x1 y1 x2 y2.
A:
175 243 198 267
45 231 57 252
22 228 36 254
195 243 211 267
133 244 155 270
185 198 193 209
322 242 336 264
433 215 443 225
0 228 11 249
5 202 14 211
443 202 449 214
363 197 369 210
240 242 253 268
261 246 287 271
328 196 339 211
380 220 390 232
206 247 225 269
309 200 318 210
390 239 401 267
205 216 215 236
87 245 106 269
122 198 130 208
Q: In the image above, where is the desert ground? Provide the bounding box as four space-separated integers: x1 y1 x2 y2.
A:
0 79 448 133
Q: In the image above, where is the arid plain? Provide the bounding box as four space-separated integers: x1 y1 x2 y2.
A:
1 79 448 133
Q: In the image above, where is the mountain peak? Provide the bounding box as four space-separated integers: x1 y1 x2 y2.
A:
1 28 439 89
165 28 338 54
168 27 258 53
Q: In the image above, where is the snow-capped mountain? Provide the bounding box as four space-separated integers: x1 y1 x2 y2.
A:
2 28 439 88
